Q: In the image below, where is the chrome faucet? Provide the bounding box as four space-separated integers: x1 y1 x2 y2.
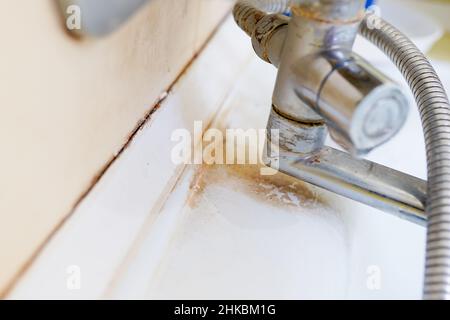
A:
234 0 450 299
235 0 424 223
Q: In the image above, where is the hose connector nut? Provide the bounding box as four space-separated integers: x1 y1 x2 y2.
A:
251 14 289 65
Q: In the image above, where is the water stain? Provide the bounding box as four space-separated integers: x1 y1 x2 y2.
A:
188 163 327 211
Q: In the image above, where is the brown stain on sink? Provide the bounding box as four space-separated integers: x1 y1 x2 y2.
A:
185 108 328 212
188 163 326 210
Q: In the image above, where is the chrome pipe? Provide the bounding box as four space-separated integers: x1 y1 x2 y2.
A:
265 107 427 226
276 147 427 225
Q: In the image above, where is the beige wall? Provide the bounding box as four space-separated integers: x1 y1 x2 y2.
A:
0 0 231 295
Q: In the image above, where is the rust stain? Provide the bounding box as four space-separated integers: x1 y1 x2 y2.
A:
254 12 264 22
291 5 364 25
188 162 326 211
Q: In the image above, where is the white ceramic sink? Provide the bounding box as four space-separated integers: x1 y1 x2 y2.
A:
10 14 450 300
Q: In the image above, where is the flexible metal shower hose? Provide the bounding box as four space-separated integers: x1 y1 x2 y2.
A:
234 0 450 299
360 16 450 300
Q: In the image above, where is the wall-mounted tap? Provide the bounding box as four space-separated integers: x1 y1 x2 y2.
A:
234 0 450 300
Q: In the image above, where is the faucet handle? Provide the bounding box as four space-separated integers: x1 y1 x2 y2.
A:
320 53 409 156
295 52 410 156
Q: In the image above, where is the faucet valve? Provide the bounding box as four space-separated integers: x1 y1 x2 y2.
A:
297 52 409 156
